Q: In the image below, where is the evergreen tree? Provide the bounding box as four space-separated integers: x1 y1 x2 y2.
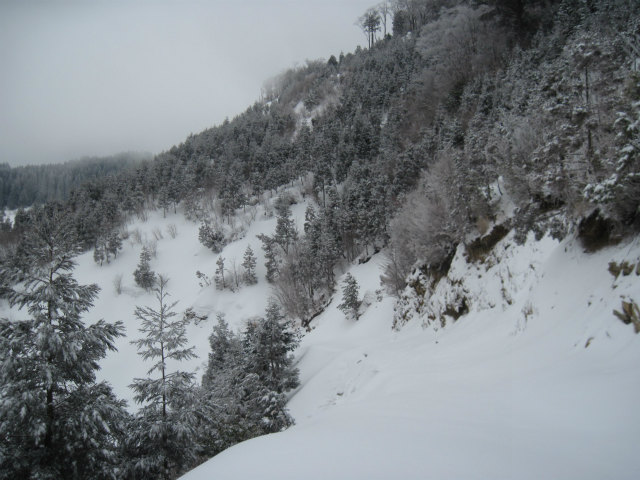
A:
242 244 258 285
124 276 201 479
106 231 122 260
134 246 156 290
0 206 128 479
244 299 299 394
198 222 225 253
274 197 297 254
241 299 299 432
200 314 251 452
93 236 107 266
215 256 226 290
338 273 361 320
257 233 279 283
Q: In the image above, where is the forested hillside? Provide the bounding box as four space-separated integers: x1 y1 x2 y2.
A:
1 1 640 479
0 152 149 209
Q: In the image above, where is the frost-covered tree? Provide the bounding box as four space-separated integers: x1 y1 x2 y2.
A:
215 256 226 290
94 237 107 266
585 95 640 227
338 273 361 320
200 313 246 452
106 231 122 260
257 233 279 283
244 299 299 393
0 205 127 480
242 244 258 285
124 275 202 479
198 221 225 253
134 246 156 290
241 299 299 432
359 7 381 48
274 197 298 255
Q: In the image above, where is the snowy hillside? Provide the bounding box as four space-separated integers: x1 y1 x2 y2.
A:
2 190 639 479
179 231 640 479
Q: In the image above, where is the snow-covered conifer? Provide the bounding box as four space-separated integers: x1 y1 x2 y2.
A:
0 205 128 479
258 233 279 283
134 246 156 290
199 221 225 253
242 244 258 285
338 273 361 320
106 231 122 259
124 275 202 479
274 197 297 254
215 256 226 290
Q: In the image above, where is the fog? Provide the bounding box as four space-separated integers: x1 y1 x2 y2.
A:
0 0 374 166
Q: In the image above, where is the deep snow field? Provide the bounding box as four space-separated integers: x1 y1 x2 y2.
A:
2 194 640 479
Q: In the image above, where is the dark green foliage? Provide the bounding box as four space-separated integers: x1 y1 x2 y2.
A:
258 233 280 283
0 205 128 479
274 196 298 255
124 276 203 479
242 245 258 285
215 256 226 290
200 301 299 453
134 247 156 290
198 222 225 253
338 273 361 320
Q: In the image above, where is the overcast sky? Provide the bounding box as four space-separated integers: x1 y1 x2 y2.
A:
0 0 374 167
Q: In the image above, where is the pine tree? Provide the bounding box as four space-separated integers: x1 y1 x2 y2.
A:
274 197 297 254
124 275 201 479
241 299 299 433
244 299 300 394
215 256 226 290
257 233 279 283
200 313 252 452
242 244 258 285
198 222 225 253
0 205 128 479
93 236 107 266
338 273 361 320
134 246 156 290
106 231 122 260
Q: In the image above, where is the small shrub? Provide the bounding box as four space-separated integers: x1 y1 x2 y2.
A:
613 299 640 333
465 223 510 262
113 274 123 295
608 261 636 279
199 222 225 253
152 227 163 241
166 223 178 239
195 270 212 288
131 228 143 245
577 209 617 252
145 240 158 258
476 216 491 236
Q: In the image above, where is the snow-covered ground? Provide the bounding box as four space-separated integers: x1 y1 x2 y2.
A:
2 196 640 479
182 231 640 479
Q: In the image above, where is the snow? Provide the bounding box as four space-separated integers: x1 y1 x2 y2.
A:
2 194 640 479
182 232 640 479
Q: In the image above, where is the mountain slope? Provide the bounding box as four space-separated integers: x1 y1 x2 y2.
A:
181 233 640 479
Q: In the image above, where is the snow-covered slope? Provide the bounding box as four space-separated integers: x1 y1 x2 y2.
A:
0 195 310 405
3 197 639 479
181 233 640 480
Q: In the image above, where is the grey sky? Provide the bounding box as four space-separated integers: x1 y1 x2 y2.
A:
0 0 374 166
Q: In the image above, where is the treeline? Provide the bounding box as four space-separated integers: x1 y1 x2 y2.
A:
2 0 638 304
0 152 149 209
